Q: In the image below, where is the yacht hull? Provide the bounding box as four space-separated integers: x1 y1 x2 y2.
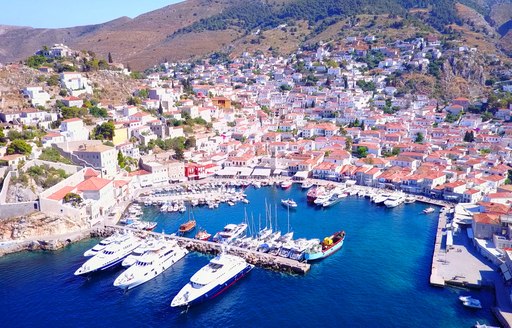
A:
171 263 253 307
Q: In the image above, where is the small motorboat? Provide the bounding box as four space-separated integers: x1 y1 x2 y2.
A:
195 229 211 241
423 207 435 214
474 321 499 328
301 180 314 189
280 180 292 189
281 198 298 209
459 296 482 309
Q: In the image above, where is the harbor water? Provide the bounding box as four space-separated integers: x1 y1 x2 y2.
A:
0 185 500 327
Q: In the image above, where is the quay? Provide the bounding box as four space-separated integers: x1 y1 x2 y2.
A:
103 224 311 275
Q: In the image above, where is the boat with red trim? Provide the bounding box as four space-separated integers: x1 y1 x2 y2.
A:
304 231 345 262
195 229 212 241
170 253 254 307
280 180 292 189
307 186 325 203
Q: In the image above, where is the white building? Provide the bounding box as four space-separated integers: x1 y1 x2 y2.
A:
60 118 89 142
60 72 93 96
22 86 50 107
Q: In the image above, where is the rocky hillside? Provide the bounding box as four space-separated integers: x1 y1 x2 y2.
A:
0 0 510 70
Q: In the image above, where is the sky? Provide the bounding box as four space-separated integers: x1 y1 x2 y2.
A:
0 0 182 28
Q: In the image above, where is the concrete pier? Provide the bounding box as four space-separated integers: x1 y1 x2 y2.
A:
429 207 448 287
104 225 311 275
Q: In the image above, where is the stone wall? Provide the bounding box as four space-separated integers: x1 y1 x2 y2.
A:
0 201 38 220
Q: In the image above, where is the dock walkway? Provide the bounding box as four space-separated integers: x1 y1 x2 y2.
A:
104 224 310 275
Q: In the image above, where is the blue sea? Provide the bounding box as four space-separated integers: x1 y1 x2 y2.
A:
0 185 500 327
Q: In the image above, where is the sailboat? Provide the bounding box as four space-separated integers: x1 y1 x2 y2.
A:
179 207 196 234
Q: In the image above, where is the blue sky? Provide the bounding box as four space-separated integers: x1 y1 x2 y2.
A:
0 0 182 28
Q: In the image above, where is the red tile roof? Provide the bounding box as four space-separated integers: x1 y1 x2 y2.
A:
48 186 75 201
76 177 111 192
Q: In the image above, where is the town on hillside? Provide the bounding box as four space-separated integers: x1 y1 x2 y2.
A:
1 35 512 278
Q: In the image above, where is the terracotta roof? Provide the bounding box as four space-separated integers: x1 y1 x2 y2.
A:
84 168 99 178
48 186 75 201
114 180 129 188
128 169 150 176
62 118 82 123
473 213 500 225
76 177 111 192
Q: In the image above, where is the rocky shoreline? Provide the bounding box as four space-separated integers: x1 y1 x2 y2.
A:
0 212 92 257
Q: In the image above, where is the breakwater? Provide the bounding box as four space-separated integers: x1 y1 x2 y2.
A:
104 224 310 274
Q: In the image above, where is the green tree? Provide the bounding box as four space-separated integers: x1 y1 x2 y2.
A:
356 146 368 158
415 132 424 143
174 148 184 160
138 89 149 99
481 111 493 122
92 121 115 140
345 136 353 151
39 147 73 164
47 74 60 86
63 192 82 206
463 131 475 142
6 139 32 155
117 151 126 168
127 96 142 106
89 106 108 118
108 52 113 64
506 170 512 185
184 136 196 149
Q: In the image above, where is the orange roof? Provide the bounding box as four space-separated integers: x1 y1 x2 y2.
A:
62 118 82 123
84 168 99 178
129 169 150 176
473 213 500 225
48 186 75 201
76 177 111 192
114 180 129 188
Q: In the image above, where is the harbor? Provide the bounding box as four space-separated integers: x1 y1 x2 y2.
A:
0 183 501 327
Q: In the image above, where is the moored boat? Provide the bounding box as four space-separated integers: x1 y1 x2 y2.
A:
301 180 314 189
195 229 212 241
213 223 248 243
384 193 406 208
74 233 141 276
280 180 292 189
304 231 345 262
170 253 254 307
307 186 325 203
114 241 188 290
281 198 298 209
83 231 127 257
404 195 416 204
179 220 196 233
322 192 347 207
423 207 435 214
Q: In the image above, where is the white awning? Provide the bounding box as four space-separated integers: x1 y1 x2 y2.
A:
252 168 271 177
238 167 253 177
294 171 309 179
215 167 238 176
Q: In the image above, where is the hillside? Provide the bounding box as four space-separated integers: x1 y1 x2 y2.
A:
0 0 510 70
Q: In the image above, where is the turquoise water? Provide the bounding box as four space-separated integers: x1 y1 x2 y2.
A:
0 185 500 327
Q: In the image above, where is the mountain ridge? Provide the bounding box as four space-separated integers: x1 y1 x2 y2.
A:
0 0 509 69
